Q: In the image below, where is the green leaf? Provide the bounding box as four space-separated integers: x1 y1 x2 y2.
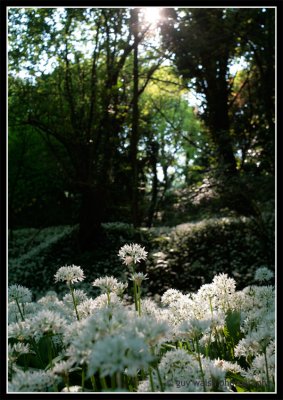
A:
224 309 242 345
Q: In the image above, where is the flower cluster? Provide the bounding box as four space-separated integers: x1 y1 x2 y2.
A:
92 276 128 295
118 243 148 267
254 267 274 283
8 285 32 303
8 243 275 393
54 265 85 284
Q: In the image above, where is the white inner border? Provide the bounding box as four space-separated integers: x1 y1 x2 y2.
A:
6 5 277 395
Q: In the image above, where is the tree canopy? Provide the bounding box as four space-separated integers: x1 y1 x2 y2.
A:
8 7 275 249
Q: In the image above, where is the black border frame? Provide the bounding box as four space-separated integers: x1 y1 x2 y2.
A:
1 1 282 399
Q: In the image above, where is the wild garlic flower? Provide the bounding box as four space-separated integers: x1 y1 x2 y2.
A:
63 290 88 306
140 298 168 320
161 289 184 306
8 285 32 303
254 267 274 283
148 348 202 392
10 342 30 355
202 358 229 392
130 272 148 286
61 386 83 392
179 318 211 340
126 315 169 347
235 323 274 361
94 292 122 309
8 320 33 341
214 358 245 375
92 276 128 295
212 273 236 296
8 343 31 365
87 334 153 378
245 340 275 386
52 359 74 377
66 308 131 365
118 243 148 267
28 310 67 339
8 302 21 324
54 265 85 284
9 369 56 392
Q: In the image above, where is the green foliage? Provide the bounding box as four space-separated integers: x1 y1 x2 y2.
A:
8 212 274 299
8 226 77 297
147 216 274 294
223 310 243 360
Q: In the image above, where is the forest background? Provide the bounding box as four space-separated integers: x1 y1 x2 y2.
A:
7 6 275 298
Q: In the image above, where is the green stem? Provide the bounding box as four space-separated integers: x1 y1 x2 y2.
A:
107 290 111 307
133 281 138 312
81 368 85 392
156 366 164 392
111 374 116 390
116 372 122 389
149 367 155 392
64 375 70 392
137 285 142 316
69 283 80 321
100 375 108 390
15 299 25 321
90 375 96 391
195 338 206 392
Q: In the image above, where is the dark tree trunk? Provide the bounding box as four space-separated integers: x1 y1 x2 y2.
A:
147 142 159 228
205 69 237 176
130 8 140 227
78 187 105 250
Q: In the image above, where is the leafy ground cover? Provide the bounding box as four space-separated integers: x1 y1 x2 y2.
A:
8 215 274 299
8 250 275 393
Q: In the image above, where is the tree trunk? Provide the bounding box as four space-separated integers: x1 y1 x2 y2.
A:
130 8 140 227
205 72 237 176
147 142 159 227
78 187 105 250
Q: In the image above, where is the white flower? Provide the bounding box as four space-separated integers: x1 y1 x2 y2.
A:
92 276 128 295
235 322 274 361
118 243 148 266
66 308 132 365
161 288 184 306
61 386 83 392
214 358 245 375
63 289 88 306
179 318 211 340
38 291 59 303
54 265 85 284
8 285 32 303
8 343 31 365
130 272 148 286
242 340 275 389
87 334 153 378
156 349 201 391
8 320 33 341
202 358 228 391
10 342 30 355
29 310 67 339
9 369 57 392
126 315 169 346
94 292 122 308
52 359 74 376
140 298 167 320
212 273 236 295
254 267 274 283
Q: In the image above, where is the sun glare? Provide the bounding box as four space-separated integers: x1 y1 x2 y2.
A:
141 7 162 26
